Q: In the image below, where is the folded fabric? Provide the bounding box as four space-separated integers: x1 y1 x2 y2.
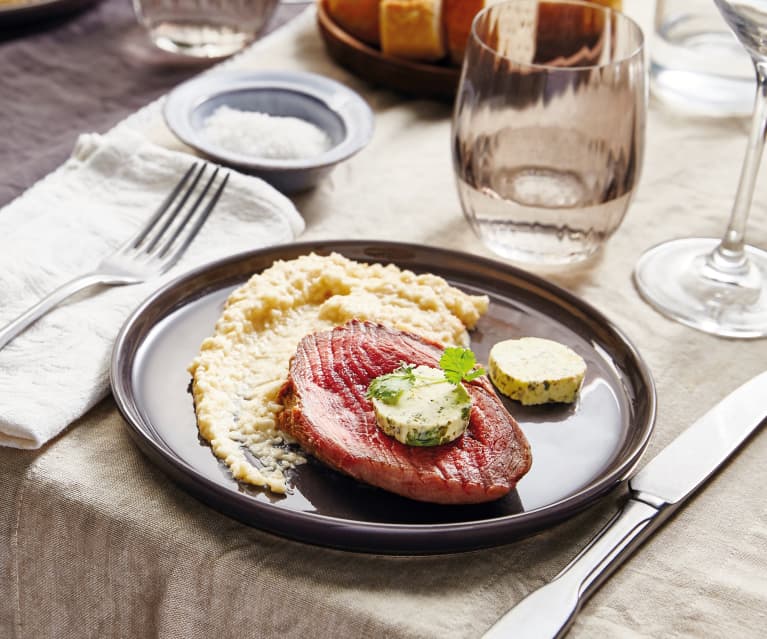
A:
0 131 304 449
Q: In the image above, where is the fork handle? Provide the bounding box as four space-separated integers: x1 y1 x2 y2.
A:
0 273 135 351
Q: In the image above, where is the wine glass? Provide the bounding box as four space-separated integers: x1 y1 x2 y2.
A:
633 0 767 338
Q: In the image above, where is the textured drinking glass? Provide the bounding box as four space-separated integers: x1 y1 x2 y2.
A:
634 0 767 338
133 0 279 58
452 0 646 265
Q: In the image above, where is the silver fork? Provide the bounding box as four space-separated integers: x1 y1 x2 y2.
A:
0 162 229 351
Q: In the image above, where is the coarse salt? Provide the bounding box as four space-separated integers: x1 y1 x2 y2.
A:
202 106 332 160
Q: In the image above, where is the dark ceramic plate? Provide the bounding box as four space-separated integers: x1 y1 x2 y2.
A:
111 240 656 554
0 0 99 27
316 0 460 101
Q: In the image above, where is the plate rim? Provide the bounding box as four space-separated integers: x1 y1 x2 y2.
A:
0 0 98 24
111 239 657 554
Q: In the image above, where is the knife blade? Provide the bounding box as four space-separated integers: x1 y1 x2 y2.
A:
483 370 767 639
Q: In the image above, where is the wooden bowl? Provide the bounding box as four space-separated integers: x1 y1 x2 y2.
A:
316 0 460 102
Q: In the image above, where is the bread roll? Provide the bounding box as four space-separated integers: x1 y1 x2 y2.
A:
327 0 381 46
380 0 446 62
443 0 485 65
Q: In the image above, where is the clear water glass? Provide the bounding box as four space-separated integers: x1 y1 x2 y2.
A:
452 0 646 266
634 0 767 338
651 0 754 117
133 0 279 58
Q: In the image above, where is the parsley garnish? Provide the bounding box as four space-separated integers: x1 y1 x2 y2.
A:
366 348 486 406
366 364 416 405
439 347 486 385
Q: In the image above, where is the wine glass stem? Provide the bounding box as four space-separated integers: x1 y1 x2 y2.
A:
709 60 767 276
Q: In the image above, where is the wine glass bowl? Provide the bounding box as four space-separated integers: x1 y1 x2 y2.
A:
451 0 646 266
714 0 767 59
634 0 767 338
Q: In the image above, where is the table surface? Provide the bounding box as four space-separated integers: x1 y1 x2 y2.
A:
1 2 766 638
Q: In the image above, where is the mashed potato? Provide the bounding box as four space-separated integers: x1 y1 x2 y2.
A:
189 252 488 493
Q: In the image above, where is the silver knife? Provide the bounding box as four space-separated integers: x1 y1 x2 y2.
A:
483 370 767 639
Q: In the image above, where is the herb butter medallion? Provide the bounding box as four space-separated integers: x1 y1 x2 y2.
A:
489 337 586 405
366 348 485 447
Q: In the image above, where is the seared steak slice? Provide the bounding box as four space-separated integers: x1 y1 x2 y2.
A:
278 320 532 504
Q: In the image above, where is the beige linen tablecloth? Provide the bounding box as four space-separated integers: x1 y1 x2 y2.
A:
2 8 766 639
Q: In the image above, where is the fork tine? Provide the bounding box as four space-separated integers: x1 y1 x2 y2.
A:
157 172 229 266
143 163 207 253
123 162 198 251
154 166 220 259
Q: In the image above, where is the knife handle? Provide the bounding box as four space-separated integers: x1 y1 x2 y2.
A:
482 499 661 639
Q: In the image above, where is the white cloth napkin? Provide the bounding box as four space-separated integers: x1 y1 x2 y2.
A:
0 131 304 449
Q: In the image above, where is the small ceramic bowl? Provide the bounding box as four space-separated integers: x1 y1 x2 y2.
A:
163 70 374 193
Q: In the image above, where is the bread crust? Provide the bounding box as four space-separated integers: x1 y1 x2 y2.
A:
327 0 382 45
443 0 485 65
380 0 447 62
